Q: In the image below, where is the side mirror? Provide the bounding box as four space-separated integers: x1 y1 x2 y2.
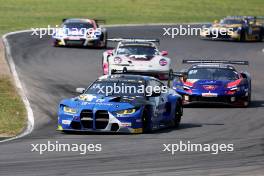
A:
161 50 168 56
76 88 85 94
107 50 113 55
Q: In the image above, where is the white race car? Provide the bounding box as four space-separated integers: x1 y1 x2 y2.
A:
52 18 107 48
102 39 171 80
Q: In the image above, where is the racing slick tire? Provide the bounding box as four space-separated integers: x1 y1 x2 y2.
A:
258 30 263 42
240 29 246 42
142 107 152 133
100 32 108 49
243 93 251 108
53 39 59 47
174 101 183 128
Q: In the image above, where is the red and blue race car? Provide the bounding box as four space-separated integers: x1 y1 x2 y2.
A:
172 60 251 107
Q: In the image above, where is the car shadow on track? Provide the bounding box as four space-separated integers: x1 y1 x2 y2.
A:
249 100 264 108
149 122 224 134
59 123 225 135
201 38 263 43
52 45 115 50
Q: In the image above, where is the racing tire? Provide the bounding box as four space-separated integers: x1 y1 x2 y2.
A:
142 108 151 133
243 93 251 108
174 101 183 128
258 31 263 42
102 57 104 70
53 40 59 47
240 30 246 42
100 32 108 49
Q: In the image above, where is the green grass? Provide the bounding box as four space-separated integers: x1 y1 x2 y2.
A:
0 0 263 35
0 77 26 137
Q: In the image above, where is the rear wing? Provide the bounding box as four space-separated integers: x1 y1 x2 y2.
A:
107 38 160 44
182 59 249 65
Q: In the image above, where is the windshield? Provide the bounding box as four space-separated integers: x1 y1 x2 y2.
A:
63 22 94 29
187 68 239 81
86 80 146 97
220 19 244 25
117 45 158 56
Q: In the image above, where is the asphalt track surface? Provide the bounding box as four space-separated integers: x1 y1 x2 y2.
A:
1 25 264 176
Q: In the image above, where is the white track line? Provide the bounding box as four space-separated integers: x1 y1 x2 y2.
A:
1 30 34 143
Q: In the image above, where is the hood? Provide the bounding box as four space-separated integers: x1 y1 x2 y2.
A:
54 28 87 37
65 28 87 36
61 94 146 112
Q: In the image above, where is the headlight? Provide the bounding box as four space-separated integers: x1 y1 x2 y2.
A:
63 106 77 114
116 108 136 115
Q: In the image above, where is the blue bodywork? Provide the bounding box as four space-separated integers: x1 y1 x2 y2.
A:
58 75 182 133
172 64 251 106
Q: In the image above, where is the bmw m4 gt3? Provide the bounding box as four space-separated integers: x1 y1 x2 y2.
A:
58 74 183 133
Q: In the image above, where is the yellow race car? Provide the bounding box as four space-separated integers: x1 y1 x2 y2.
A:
201 16 264 42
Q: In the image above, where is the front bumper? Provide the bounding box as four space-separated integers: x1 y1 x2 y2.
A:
181 94 248 107
53 37 103 47
58 110 143 134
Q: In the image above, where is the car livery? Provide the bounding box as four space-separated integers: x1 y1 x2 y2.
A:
201 16 264 41
57 74 183 133
172 60 251 107
102 38 171 80
52 18 107 48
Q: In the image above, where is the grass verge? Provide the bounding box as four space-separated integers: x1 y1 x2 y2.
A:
0 76 26 137
0 0 263 35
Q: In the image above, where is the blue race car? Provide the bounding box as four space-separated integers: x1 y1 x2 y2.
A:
57 74 183 133
172 60 251 107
